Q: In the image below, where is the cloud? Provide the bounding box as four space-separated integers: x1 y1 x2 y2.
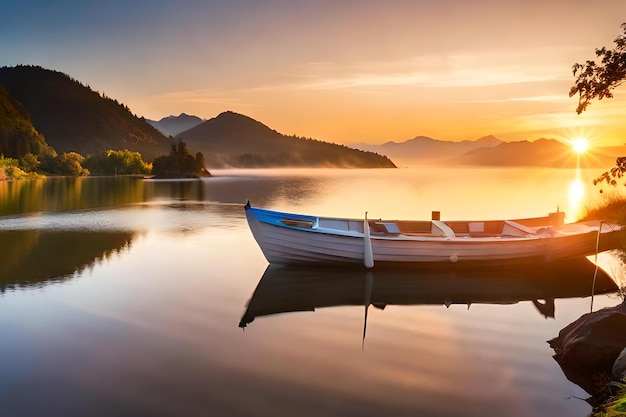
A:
290 51 570 91
474 95 570 104
150 88 258 108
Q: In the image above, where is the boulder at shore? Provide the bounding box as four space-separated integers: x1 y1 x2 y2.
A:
613 347 626 380
549 301 626 394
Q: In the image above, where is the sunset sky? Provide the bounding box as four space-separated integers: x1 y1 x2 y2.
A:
2 0 626 146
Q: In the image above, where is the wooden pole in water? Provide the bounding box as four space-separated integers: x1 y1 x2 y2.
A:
364 212 374 269
590 221 604 313
362 270 373 350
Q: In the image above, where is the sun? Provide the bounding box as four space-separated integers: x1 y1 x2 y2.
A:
571 138 589 154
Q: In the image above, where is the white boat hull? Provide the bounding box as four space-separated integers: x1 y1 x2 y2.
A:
245 205 623 267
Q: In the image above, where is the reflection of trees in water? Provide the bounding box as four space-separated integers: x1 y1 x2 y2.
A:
143 179 206 202
0 175 325 217
0 177 146 216
144 175 322 207
0 230 134 291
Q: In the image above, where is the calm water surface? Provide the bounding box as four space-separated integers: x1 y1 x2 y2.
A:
0 168 624 417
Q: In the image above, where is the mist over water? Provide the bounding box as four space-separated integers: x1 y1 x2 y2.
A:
0 167 623 417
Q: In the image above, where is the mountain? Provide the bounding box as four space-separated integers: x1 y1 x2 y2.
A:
0 65 171 160
451 138 580 167
0 84 55 159
175 111 396 168
147 113 204 137
355 135 504 166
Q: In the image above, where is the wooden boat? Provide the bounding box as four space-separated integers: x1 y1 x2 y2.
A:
239 258 620 328
244 203 624 267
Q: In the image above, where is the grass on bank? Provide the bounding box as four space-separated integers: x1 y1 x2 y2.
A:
592 381 626 417
579 193 626 224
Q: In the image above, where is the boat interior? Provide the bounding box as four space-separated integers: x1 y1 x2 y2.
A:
276 210 565 239
369 219 542 238
363 211 566 239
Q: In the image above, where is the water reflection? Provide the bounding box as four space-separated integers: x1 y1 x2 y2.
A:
240 258 619 329
1 170 623 417
0 175 325 217
144 178 207 202
0 229 134 291
592 250 626 290
0 177 147 216
568 166 586 221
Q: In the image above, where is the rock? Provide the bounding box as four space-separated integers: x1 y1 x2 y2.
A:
548 301 626 393
613 347 626 380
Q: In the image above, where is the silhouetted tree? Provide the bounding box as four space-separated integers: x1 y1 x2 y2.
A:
571 23 626 190
195 151 210 175
570 23 626 114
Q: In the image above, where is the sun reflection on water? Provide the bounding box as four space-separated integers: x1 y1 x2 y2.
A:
568 176 585 221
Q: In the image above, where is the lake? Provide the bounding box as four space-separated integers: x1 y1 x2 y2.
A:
0 167 624 417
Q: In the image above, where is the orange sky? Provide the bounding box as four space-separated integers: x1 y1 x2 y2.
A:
2 1 626 146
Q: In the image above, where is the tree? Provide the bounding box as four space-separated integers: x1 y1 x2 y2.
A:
570 23 626 114
570 23 626 189
195 152 210 175
104 149 148 175
19 152 40 172
0 155 20 179
151 139 209 178
84 149 150 175
58 152 89 176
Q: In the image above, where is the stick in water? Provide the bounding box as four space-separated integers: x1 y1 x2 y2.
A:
362 270 373 350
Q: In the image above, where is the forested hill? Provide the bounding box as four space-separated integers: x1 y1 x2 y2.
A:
176 111 396 168
0 85 55 159
0 65 170 160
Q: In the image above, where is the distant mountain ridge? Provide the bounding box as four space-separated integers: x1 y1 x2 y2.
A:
355 135 504 166
0 65 171 160
176 111 396 168
1 65 621 170
451 138 565 166
147 113 204 136
356 134 621 168
450 138 622 168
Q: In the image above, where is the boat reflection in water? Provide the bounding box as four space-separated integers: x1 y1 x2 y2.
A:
239 258 619 329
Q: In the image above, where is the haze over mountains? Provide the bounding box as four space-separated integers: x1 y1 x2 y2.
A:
0 65 623 170
356 133 624 168
147 112 625 169
355 135 503 166
159 111 625 169
175 111 395 168
0 65 394 169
